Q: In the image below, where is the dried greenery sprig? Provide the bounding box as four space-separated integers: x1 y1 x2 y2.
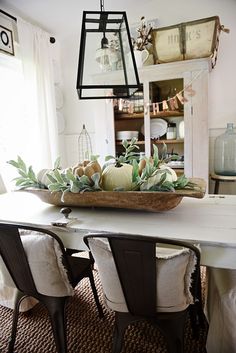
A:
132 16 153 51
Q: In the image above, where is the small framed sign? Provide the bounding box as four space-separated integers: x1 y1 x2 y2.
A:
152 16 220 66
0 24 14 56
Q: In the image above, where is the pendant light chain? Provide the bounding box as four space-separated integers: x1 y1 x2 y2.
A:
100 0 105 12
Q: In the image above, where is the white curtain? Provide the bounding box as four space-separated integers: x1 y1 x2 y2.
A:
17 18 59 170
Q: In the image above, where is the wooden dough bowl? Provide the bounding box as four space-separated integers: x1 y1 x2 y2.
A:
22 178 206 212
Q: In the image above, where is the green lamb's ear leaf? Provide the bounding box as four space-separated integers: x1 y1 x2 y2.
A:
144 160 152 177
126 145 139 153
61 188 70 202
15 178 32 187
105 155 115 162
118 155 126 164
53 169 65 184
131 159 139 182
54 157 61 170
90 154 100 161
46 173 57 183
91 172 102 189
79 175 91 185
162 181 175 191
18 169 28 178
60 173 69 183
130 137 138 145
173 174 191 189
149 181 175 192
18 180 35 186
91 172 100 183
7 160 19 168
152 144 159 167
48 183 64 192
122 140 129 149
161 142 167 160
28 166 37 182
70 182 81 193
127 152 139 158
158 171 167 185
65 169 77 182
14 177 26 185
17 155 27 172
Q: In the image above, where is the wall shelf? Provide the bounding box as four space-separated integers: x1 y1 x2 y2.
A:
152 139 184 144
116 139 184 146
116 140 145 145
114 111 183 120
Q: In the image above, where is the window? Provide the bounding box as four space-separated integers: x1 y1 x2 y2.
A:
0 53 39 190
0 18 60 191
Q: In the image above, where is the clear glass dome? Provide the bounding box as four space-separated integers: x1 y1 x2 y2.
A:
214 123 236 176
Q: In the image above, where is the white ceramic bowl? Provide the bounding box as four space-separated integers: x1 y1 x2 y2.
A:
116 131 139 140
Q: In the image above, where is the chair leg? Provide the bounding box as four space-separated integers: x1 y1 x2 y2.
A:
8 293 27 353
189 268 206 339
112 312 133 353
157 311 187 353
42 296 68 353
189 302 206 339
88 270 104 318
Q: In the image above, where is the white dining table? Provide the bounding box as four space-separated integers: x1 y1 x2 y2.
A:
0 191 236 269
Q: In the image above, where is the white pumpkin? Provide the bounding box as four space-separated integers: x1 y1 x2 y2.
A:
101 163 133 191
159 164 178 182
37 169 53 187
140 164 177 191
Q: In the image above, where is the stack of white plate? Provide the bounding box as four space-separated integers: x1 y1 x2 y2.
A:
167 161 184 169
116 131 139 140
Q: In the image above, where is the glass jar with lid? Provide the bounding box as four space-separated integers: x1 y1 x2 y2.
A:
214 123 236 176
166 122 177 140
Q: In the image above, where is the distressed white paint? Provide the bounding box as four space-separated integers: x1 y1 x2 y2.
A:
1 192 236 269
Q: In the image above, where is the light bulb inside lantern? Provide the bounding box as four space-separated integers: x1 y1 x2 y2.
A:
95 34 119 72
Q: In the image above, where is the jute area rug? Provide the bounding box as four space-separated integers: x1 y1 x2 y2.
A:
0 270 208 353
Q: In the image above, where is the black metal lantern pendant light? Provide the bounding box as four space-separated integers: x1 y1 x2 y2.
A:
76 0 140 99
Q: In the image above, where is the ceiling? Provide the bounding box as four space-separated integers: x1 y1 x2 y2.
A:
1 0 149 39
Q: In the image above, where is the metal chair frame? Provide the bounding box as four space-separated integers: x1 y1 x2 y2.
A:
84 233 205 353
0 223 104 353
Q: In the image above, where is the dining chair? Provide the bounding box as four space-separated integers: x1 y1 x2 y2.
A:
84 233 204 353
0 223 104 353
0 176 29 313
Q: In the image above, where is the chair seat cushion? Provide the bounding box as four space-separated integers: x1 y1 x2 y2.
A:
0 282 38 311
0 231 73 311
88 238 197 313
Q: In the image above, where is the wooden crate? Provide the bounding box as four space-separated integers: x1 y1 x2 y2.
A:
152 16 221 66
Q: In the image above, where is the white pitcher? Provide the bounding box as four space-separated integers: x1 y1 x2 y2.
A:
133 49 149 68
